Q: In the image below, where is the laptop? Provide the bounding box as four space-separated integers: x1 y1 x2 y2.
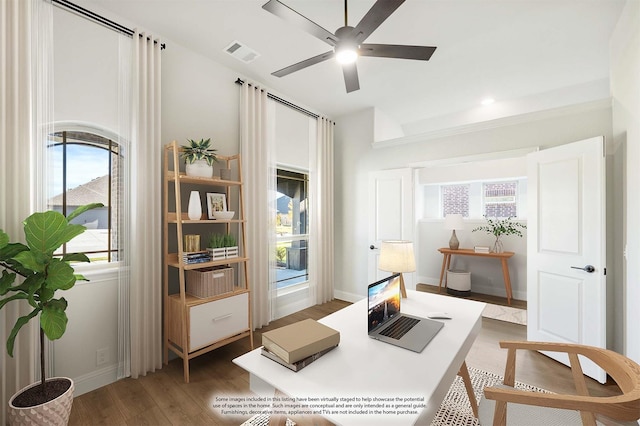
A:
367 273 444 353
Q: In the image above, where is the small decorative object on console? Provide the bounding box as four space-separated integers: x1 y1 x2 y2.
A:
473 216 526 253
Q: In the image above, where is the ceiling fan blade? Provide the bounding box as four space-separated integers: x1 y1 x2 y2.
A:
262 0 337 46
359 44 437 61
342 62 360 93
352 0 405 44
272 50 335 77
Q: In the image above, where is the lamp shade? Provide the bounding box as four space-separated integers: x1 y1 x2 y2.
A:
444 213 464 230
378 240 416 273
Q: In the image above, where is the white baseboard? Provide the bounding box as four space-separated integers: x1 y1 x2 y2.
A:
417 275 526 301
333 290 363 303
72 364 119 397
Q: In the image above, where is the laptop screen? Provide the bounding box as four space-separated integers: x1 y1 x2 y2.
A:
367 274 401 333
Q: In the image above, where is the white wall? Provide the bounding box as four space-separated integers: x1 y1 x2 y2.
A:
334 106 614 305
610 0 640 362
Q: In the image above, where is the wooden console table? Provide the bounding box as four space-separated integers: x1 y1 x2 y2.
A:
438 248 515 305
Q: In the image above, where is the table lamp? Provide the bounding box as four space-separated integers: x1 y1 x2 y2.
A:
378 240 415 298
444 214 464 250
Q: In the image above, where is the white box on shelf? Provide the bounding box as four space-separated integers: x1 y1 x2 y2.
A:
208 247 226 261
226 246 239 258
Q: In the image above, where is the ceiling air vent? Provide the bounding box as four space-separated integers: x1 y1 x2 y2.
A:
224 41 260 64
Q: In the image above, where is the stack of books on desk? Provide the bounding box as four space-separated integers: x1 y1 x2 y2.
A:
261 318 340 372
474 246 490 253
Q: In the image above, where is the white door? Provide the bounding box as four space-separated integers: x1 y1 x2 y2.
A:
527 136 606 383
368 168 414 284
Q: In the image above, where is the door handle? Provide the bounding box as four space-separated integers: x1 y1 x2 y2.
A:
370 245 378 250
571 265 595 273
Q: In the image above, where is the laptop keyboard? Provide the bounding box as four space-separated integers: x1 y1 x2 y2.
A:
379 316 420 340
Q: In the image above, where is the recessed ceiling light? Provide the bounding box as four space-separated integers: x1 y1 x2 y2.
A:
481 98 495 106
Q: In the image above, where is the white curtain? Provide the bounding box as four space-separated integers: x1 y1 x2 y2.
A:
125 29 163 378
310 117 335 304
239 81 276 329
0 0 52 422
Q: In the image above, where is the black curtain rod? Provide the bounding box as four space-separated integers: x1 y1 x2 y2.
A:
52 0 166 50
235 78 320 120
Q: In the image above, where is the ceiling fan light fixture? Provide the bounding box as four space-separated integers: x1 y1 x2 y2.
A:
336 47 358 64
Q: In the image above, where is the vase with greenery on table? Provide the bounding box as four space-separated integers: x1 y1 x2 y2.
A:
472 216 526 253
0 203 102 425
181 138 218 178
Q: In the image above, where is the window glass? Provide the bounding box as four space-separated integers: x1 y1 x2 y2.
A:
275 169 309 288
48 130 121 262
484 181 517 218
442 184 470 217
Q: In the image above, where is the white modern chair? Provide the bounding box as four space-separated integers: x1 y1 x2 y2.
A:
478 341 640 426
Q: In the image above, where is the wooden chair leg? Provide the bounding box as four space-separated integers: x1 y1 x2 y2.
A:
458 361 479 417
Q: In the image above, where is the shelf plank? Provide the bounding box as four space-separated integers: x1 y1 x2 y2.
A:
165 172 241 186
167 253 249 269
165 212 246 224
169 288 250 307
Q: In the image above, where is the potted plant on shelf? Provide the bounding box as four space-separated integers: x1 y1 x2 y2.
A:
1 203 102 425
181 138 218 178
207 233 226 261
223 234 238 259
472 216 526 253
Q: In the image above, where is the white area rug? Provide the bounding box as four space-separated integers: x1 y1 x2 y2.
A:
482 304 527 325
430 367 550 426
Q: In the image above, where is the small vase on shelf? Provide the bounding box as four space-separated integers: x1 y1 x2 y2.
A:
188 191 202 220
492 236 504 253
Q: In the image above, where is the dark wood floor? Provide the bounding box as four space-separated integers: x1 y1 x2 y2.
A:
69 296 629 426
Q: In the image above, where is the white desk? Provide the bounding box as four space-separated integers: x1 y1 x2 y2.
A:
233 290 485 425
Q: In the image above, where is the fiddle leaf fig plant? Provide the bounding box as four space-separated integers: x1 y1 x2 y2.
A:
0 203 103 391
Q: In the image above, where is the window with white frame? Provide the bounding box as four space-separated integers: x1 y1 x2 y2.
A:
47 130 122 263
483 181 518 218
433 179 525 219
442 184 470 217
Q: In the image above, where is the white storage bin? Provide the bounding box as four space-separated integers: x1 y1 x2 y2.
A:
447 269 471 296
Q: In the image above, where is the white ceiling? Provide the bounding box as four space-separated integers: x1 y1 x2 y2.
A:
78 0 626 131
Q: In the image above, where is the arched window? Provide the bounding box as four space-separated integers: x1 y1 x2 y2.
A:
47 129 123 263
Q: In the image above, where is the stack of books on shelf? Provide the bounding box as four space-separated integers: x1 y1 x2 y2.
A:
474 246 491 253
261 318 340 372
182 250 212 264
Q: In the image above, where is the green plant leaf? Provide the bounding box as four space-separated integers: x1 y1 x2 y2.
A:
7 308 38 357
0 270 17 295
62 253 90 263
41 303 67 341
16 273 44 294
0 288 28 310
13 250 46 273
24 211 87 256
66 203 104 223
0 230 8 249
0 242 29 263
48 297 68 311
45 259 76 291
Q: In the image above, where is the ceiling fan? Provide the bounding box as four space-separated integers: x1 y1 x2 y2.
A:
262 0 437 93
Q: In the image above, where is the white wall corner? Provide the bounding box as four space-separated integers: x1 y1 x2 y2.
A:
373 107 405 143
